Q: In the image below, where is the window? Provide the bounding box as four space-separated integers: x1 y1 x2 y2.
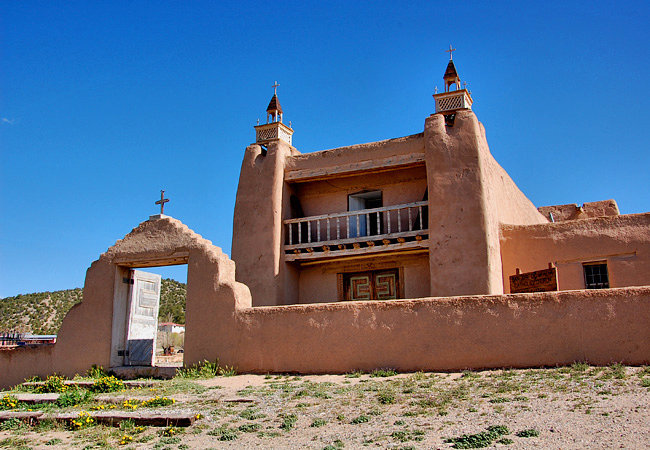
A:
348 191 383 237
339 269 400 301
583 263 609 289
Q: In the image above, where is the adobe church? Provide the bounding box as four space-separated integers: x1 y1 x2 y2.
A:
232 53 650 305
1 53 648 388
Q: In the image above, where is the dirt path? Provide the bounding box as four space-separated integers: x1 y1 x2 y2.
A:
1 365 649 449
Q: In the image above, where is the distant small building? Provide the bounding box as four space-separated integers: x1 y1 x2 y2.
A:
0 332 56 347
158 322 185 334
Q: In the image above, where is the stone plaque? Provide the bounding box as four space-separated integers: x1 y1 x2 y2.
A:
510 267 558 293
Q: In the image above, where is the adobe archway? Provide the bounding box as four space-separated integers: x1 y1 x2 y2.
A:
0 216 251 387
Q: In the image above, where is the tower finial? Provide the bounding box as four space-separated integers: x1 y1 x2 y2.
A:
445 44 456 60
272 81 280 96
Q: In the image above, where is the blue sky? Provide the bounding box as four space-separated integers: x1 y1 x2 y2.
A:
1 1 649 297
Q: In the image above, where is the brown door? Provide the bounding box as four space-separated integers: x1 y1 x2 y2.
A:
344 269 399 301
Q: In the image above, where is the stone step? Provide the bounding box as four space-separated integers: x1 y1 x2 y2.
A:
53 410 196 427
12 393 60 404
21 379 158 388
0 410 44 424
0 409 196 427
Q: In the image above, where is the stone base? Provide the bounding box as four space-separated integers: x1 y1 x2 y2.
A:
149 214 171 220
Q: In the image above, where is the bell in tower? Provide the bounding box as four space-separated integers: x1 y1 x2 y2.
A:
255 81 294 146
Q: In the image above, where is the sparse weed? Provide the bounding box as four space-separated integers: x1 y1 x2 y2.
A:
279 413 297 430
0 417 24 432
239 407 266 420
377 389 396 404
176 360 237 379
516 428 540 438
86 365 109 379
370 369 398 378
310 418 327 427
238 423 261 433
345 370 364 378
444 425 510 448
350 414 370 424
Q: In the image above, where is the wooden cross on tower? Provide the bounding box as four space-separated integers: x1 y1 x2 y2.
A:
272 81 280 95
445 44 456 60
155 190 169 215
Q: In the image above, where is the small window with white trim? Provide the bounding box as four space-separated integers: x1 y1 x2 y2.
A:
583 262 609 289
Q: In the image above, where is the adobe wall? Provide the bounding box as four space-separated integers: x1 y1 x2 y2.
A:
538 200 620 222
212 286 650 373
3 219 649 387
293 166 427 217
286 133 424 172
501 213 650 293
297 253 430 303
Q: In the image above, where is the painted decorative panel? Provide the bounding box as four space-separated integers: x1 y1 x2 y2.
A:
343 269 399 301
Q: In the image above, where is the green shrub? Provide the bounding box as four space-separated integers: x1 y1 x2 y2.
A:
86 365 108 379
89 375 124 393
0 394 20 410
36 375 68 393
56 389 90 407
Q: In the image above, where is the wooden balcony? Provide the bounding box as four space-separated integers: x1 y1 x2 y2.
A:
284 201 429 262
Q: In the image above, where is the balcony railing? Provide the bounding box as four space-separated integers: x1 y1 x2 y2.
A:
284 201 429 260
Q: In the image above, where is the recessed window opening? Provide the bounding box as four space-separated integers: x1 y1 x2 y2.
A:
583 262 609 289
348 190 383 237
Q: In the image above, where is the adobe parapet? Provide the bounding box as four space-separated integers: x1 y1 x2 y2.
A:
285 133 425 183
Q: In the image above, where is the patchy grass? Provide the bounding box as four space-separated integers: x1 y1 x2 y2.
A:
2 364 648 448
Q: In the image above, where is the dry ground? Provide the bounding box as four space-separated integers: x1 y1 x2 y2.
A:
1 364 649 449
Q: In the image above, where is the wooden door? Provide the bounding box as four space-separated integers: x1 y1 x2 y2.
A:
343 269 399 301
124 270 161 366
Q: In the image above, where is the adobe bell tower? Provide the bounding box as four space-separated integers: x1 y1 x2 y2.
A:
254 81 294 146
433 46 473 115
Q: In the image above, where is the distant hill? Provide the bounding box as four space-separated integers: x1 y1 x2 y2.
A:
0 278 187 334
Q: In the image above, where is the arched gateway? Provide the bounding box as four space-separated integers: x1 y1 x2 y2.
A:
0 216 251 388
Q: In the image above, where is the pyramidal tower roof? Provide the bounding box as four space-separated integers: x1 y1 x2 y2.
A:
267 94 283 114
444 60 458 79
